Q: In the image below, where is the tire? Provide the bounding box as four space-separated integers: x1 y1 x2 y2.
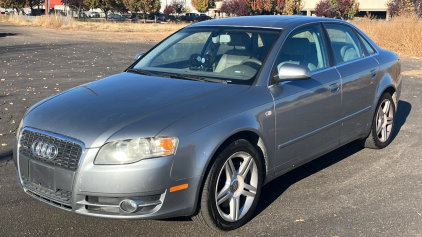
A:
191 139 263 231
359 93 396 149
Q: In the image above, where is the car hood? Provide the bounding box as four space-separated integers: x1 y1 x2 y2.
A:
23 72 249 148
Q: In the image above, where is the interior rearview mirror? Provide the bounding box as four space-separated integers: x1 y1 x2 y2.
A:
275 63 312 82
135 53 145 61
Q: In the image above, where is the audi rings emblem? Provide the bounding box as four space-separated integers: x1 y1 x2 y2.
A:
31 140 58 160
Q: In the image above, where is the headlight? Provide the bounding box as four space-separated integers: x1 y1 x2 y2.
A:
94 137 178 165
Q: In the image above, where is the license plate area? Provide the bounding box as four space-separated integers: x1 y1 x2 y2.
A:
29 160 56 191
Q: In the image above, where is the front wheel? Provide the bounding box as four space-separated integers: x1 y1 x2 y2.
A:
192 139 263 231
359 92 396 149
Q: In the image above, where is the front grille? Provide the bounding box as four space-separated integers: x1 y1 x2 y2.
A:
22 175 72 203
26 189 72 210
19 129 83 171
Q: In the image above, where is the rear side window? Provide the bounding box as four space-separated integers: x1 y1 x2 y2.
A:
357 33 376 55
324 24 363 64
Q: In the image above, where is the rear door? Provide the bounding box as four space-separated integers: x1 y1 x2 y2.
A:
323 23 379 143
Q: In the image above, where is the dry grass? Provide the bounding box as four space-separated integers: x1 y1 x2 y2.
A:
353 14 422 57
1 15 189 42
2 14 422 56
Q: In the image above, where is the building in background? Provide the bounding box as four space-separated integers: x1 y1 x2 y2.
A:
303 0 389 19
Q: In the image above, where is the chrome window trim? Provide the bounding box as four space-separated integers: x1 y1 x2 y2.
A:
188 25 284 30
356 31 378 55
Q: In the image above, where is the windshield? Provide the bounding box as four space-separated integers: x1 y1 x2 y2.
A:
131 26 281 85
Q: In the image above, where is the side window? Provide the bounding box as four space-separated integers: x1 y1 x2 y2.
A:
274 24 328 74
357 33 376 55
324 24 363 64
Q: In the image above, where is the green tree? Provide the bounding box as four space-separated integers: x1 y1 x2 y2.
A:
274 0 285 14
84 0 123 20
329 0 359 20
26 0 44 15
122 0 161 22
62 0 89 17
191 0 210 13
283 0 304 15
0 0 26 14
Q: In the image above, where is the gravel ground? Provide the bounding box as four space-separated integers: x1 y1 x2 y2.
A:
1 23 422 237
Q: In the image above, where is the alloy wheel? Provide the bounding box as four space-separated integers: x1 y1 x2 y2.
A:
215 151 258 222
376 99 394 143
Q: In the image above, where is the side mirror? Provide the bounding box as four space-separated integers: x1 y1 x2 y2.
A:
134 53 145 61
275 63 311 82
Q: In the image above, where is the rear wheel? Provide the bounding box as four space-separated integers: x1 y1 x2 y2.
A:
360 93 396 149
192 139 263 231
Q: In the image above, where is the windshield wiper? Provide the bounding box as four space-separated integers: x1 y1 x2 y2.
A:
156 72 227 84
126 68 152 76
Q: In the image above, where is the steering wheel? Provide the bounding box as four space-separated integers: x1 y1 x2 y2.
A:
189 53 213 69
240 58 262 66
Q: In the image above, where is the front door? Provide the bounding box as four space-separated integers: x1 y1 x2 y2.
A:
269 24 342 172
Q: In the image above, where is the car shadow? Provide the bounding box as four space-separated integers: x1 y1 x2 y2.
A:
0 150 13 162
253 141 364 218
391 100 411 141
0 33 17 37
252 99 411 218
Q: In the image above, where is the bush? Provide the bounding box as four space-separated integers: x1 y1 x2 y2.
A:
220 0 249 16
315 0 335 17
387 0 422 17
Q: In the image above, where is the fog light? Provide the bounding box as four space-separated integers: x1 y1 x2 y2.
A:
119 199 139 213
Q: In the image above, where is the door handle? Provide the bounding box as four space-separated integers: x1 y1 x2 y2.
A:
370 69 377 78
328 83 340 93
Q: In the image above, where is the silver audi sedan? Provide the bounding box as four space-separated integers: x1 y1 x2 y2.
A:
14 16 402 231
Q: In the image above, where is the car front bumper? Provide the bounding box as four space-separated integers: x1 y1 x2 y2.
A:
14 129 200 220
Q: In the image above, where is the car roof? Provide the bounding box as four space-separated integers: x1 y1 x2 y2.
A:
188 15 343 29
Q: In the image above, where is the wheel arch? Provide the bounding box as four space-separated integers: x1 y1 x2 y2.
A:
363 75 397 139
186 127 272 217
204 130 269 182
375 75 397 110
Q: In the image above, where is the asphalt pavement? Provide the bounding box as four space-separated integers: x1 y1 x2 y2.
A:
1 23 422 236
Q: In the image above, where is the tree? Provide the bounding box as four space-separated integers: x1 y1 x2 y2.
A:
169 0 185 14
220 0 249 16
183 5 192 13
249 0 274 14
163 4 175 14
387 0 422 17
329 0 360 20
122 0 160 22
315 0 335 17
26 0 44 15
191 0 209 13
274 0 285 14
62 0 89 17
84 0 118 20
0 0 26 14
283 0 304 15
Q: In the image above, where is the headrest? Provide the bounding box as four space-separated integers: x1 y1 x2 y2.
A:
283 38 311 56
227 32 251 47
